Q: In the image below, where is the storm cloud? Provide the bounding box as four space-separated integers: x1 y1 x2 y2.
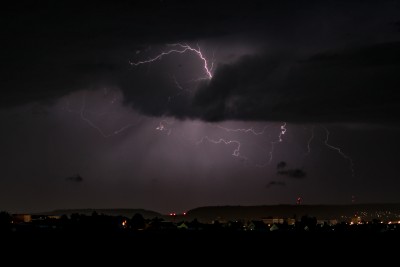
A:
277 161 287 170
66 174 83 183
192 42 400 123
1 1 399 125
277 169 307 179
276 161 306 178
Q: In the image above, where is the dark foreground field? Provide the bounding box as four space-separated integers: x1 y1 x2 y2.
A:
2 229 398 262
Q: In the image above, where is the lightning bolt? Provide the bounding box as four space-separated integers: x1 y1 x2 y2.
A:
322 126 355 177
268 122 287 164
172 75 184 91
279 122 287 142
304 125 315 156
196 136 247 162
212 124 271 164
167 75 193 103
156 119 173 135
201 123 288 167
64 91 141 138
130 43 213 80
215 124 269 136
130 43 216 142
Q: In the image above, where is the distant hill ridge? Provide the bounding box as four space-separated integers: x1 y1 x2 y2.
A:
185 203 400 222
37 208 162 219
35 203 400 222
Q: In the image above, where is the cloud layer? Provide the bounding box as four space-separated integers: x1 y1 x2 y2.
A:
1 1 399 124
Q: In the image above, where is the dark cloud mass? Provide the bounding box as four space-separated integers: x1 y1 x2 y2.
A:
66 174 83 183
276 161 306 178
277 161 287 170
277 169 307 179
193 42 400 123
1 0 399 124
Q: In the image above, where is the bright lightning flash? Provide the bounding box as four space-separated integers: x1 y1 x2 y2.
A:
198 123 289 167
156 119 173 135
130 43 213 80
129 43 356 178
268 122 287 164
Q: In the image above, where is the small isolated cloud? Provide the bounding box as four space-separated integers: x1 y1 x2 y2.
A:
277 169 307 179
66 174 83 182
266 181 286 188
277 161 287 170
275 161 306 178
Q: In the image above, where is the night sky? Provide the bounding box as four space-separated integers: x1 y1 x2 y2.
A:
1 0 400 214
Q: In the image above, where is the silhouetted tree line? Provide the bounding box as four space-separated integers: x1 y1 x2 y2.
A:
1 210 400 235
0 211 12 232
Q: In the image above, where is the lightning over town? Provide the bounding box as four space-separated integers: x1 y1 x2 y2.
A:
1 0 400 226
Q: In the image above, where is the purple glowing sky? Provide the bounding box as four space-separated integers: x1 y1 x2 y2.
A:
1 1 400 214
